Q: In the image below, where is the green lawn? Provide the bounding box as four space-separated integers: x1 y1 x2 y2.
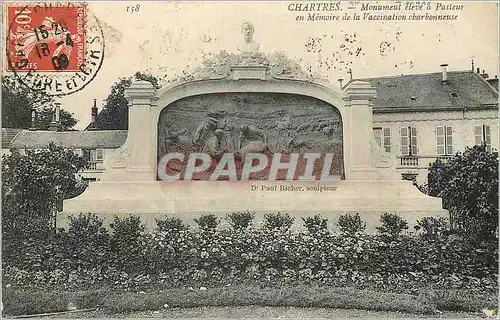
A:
2 285 497 318
47 306 483 319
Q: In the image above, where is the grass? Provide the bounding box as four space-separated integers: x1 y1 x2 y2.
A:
2 285 497 317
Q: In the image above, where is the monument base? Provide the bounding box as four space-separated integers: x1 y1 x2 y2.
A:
60 180 448 233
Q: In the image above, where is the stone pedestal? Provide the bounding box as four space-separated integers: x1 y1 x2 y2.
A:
60 180 447 232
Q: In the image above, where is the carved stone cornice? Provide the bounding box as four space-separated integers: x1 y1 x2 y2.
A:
125 80 158 107
169 51 314 84
343 81 377 102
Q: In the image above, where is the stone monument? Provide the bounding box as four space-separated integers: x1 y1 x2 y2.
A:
60 23 447 231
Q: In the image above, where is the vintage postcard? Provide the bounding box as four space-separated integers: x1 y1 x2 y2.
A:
1 1 498 318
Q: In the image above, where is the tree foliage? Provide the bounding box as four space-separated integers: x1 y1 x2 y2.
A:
1 143 88 241
426 145 498 241
2 76 77 130
96 72 160 130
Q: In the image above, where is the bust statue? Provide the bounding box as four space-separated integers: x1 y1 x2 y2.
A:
237 22 259 55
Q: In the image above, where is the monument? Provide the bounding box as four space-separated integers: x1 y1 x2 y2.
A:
60 23 447 231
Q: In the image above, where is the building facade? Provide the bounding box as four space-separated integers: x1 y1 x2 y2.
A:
367 67 498 184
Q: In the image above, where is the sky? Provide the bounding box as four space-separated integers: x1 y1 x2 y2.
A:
5 1 499 129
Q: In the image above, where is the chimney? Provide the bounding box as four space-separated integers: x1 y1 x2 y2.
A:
440 63 448 83
348 68 353 81
49 103 61 131
477 67 480 73
29 108 37 131
481 69 489 79
471 58 474 72
338 78 344 89
55 102 60 123
90 99 98 130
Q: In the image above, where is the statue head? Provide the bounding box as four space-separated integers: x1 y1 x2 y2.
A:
241 22 255 43
214 129 224 138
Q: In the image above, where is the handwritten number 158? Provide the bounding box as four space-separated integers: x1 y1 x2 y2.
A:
126 4 140 13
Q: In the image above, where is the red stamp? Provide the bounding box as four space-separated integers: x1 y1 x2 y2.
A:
6 4 85 72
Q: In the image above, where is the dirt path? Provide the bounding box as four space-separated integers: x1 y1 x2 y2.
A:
49 306 480 319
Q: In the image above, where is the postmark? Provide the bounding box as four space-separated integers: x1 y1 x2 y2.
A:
5 2 105 96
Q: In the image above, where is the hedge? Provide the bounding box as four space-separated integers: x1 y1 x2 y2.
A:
2 213 498 294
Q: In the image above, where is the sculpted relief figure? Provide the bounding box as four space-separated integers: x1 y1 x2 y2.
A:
272 111 293 153
193 109 233 157
237 124 268 157
162 118 188 154
237 22 259 57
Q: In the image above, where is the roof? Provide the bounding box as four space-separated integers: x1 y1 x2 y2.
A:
9 130 128 149
2 128 22 149
487 78 498 91
359 71 498 111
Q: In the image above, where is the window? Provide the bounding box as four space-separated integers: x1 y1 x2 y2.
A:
475 125 491 152
96 149 104 162
401 126 418 156
374 127 391 152
83 149 104 163
436 126 453 155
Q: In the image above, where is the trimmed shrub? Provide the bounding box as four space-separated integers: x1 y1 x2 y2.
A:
110 216 145 243
302 214 328 234
156 216 187 233
109 216 148 274
338 213 366 234
417 216 450 238
377 213 408 237
263 212 294 231
194 214 219 231
226 211 255 230
67 213 110 270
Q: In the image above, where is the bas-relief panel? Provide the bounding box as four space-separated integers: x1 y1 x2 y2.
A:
157 93 344 180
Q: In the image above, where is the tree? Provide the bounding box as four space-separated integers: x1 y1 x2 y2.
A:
426 144 498 241
1 143 88 241
2 76 78 130
37 106 78 131
96 72 161 130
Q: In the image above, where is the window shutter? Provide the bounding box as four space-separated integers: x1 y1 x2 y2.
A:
474 125 483 145
445 126 453 155
436 126 445 155
383 128 391 152
485 125 491 152
400 127 409 155
410 126 418 155
373 128 382 147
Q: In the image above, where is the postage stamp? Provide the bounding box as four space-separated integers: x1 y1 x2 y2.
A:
4 2 104 96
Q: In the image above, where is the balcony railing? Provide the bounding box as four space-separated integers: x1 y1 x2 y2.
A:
400 156 419 167
83 161 104 172
397 155 453 168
